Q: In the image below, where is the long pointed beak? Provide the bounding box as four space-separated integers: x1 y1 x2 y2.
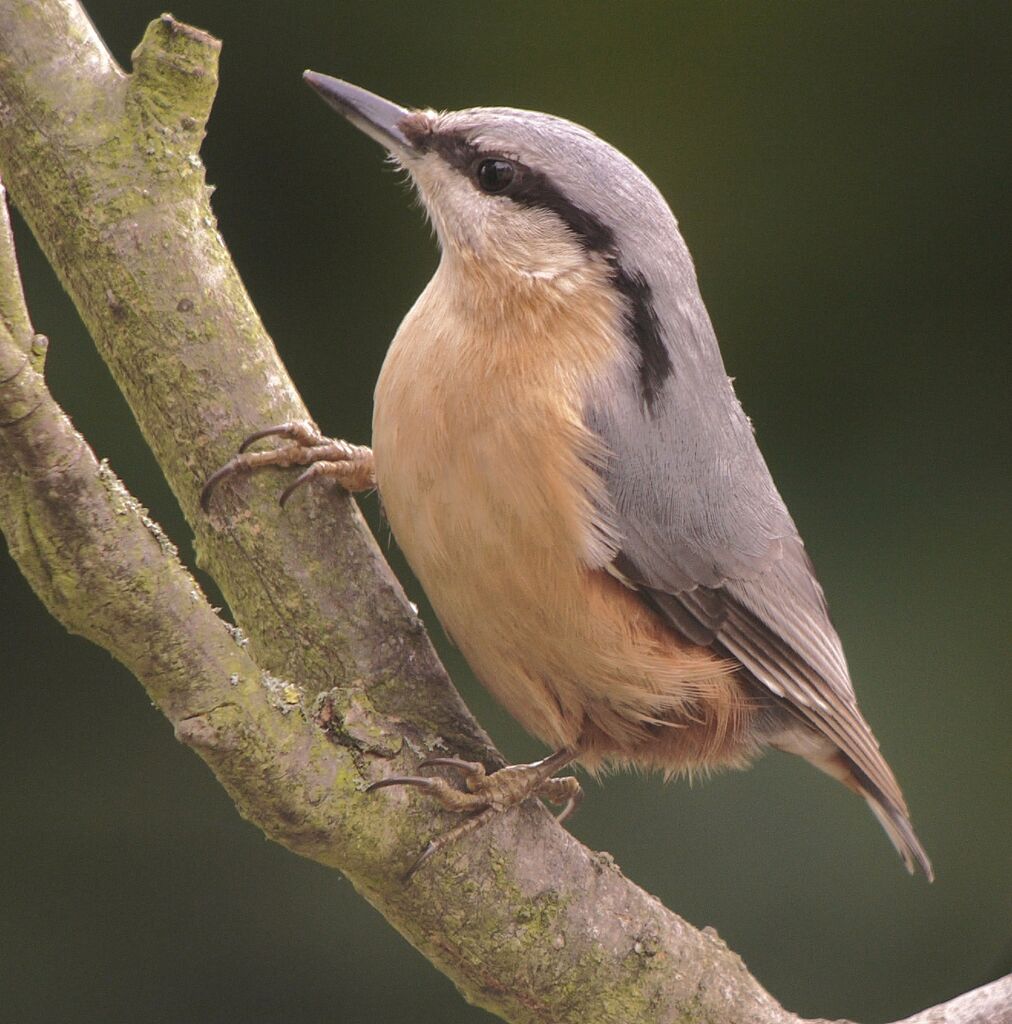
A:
303 71 414 153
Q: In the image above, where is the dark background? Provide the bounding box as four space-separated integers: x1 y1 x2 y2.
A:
2 3 1009 1022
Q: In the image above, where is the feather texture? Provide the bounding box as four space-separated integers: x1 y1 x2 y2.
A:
586 302 932 877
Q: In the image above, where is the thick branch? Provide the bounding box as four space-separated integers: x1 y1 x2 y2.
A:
0 5 1005 1024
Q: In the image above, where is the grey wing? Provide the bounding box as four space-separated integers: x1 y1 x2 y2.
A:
584 356 909 816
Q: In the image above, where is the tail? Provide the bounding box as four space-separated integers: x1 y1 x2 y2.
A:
774 729 934 880
820 750 934 881
862 790 934 880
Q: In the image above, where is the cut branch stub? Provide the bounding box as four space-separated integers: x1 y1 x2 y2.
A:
129 14 220 142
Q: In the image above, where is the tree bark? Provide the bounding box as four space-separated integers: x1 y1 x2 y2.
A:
0 4 1006 1023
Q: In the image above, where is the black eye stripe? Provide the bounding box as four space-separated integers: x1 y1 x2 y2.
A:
401 124 478 170
506 169 614 252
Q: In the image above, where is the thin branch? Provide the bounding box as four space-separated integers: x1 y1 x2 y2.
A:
0 181 32 354
0 5 1005 1023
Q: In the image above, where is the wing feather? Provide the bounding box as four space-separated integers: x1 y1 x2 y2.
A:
585 353 911 817
571 189 927 870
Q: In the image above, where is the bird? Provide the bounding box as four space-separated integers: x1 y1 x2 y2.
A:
202 72 932 881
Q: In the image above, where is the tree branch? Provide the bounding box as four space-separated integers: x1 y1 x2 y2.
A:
0 187 298 810
891 979 1011 1024
0 4 1005 1023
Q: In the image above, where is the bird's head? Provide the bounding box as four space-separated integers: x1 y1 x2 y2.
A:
303 72 689 292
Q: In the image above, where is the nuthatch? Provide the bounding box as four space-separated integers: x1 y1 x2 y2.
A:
204 73 932 880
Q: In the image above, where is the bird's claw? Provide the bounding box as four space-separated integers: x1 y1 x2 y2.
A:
367 749 581 879
200 419 375 511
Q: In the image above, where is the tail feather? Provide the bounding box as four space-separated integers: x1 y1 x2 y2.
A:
863 791 934 880
773 728 934 880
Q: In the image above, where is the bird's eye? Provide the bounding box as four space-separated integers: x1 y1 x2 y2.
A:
475 158 516 194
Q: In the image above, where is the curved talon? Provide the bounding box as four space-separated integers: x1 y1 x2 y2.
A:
365 776 441 793
404 840 438 881
416 756 486 774
366 772 492 817
238 420 321 453
200 459 243 512
555 786 584 824
279 466 319 507
404 807 498 881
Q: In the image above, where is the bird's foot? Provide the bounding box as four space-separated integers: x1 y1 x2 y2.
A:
368 748 581 879
200 419 375 510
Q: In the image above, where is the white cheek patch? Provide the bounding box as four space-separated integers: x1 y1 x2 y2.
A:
409 157 484 252
410 157 591 280
493 205 589 280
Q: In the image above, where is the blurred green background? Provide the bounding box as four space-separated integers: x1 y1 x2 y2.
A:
1 2 1009 1022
